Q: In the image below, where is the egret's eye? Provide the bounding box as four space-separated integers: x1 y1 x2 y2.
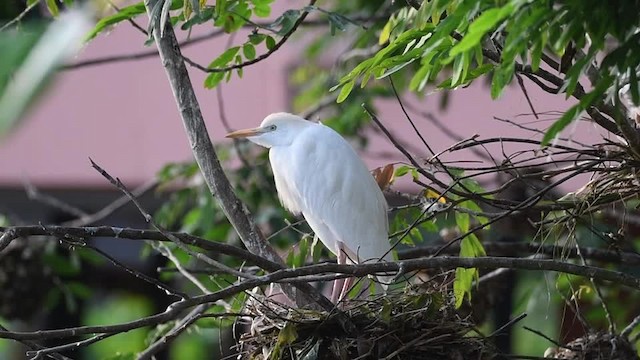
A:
269 125 277 131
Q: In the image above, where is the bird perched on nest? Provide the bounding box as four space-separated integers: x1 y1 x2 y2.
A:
226 113 393 302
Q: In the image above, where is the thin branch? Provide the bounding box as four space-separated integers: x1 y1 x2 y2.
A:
63 178 157 226
622 313 640 339
26 333 114 358
155 242 210 295
398 241 640 266
515 73 539 119
137 303 209 360
2 255 640 341
90 158 254 280
24 178 88 218
0 323 70 360
0 225 277 269
84 241 187 299
0 0 39 31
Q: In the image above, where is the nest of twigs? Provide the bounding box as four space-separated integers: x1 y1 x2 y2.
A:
545 332 639 360
237 286 493 359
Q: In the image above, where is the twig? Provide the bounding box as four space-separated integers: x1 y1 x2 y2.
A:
0 231 13 252
155 242 210 295
82 242 186 299
0 0 39 31
24 178 88 218
523 326 575 350
90 158 253 280
0 225 277 268
0 323 69 360
398 241 640 266
109 1 148 36
137 303 209 360
622 313 640 339
63 178 157 226
26 333 114 358
515 73 539 119
489 313 527 338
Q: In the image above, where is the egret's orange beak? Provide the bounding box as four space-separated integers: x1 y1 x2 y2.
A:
225 127 264 139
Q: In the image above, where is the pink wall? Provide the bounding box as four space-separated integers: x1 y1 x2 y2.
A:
0 8 603 190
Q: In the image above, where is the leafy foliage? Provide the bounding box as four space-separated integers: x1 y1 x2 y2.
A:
333 0 640 143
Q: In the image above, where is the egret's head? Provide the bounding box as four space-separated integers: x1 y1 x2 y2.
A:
225 112 311 148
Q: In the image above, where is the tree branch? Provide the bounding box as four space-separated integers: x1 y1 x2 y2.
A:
1 255 639 341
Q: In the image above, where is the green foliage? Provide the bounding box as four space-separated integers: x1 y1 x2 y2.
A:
332 0 640 143
84 295 153 358
86 2 147 41
271 321 298 359
453 233 485 308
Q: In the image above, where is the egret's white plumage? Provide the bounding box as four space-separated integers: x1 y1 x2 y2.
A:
227 113 392 301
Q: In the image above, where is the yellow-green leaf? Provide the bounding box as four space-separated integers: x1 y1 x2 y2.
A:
45 0 59 17
336 80 355 103
379 21 391 45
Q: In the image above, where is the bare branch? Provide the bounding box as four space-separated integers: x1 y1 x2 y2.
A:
90 158 254 280
1 255 639 341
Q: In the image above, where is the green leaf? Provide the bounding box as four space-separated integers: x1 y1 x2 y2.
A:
271 322 298 359
311 235 322 263
86 2 146 41
181 6 215 30
394 165 413 178
294 237 309 268
67 282 92 298
449 5 514 58
491 63 514 99
455 211 470 233
450 52 469 87
409 227 423 245
270 9 300 36
208 46 240 68
265 35 276 50
242 43 256 60
253 3 271 17
461 234 485 257
248 33 265 45
336 80 355 103
542 78 609 145
204 72 225 89
379 21 391 45
454 267 474 308
541 105 579 145
45 0 59 17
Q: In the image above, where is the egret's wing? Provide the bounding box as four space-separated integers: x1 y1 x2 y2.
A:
289 123 392 264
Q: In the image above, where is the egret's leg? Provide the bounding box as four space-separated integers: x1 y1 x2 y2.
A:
331 248 347 303
339 276 355 302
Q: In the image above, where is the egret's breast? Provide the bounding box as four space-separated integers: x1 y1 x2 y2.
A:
269 147 304 215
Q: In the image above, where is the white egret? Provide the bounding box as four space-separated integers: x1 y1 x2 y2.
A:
226 113 393 302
